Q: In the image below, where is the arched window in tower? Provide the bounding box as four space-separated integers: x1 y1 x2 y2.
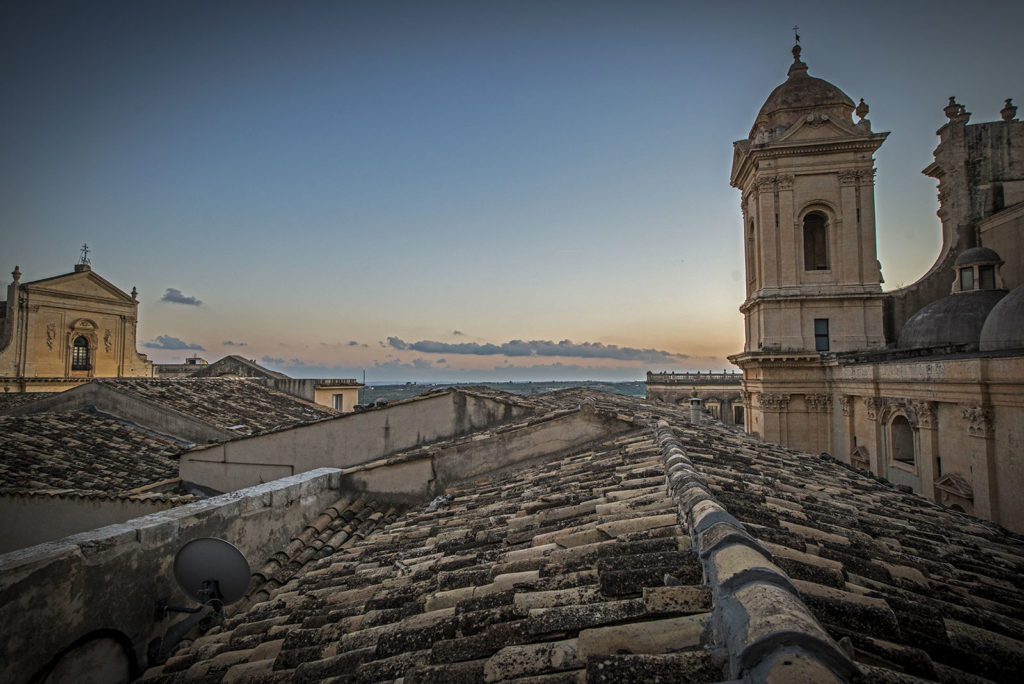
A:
890 415 915 465
803 212 829 270
71 336 90 370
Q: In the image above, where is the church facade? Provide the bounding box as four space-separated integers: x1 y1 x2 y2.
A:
728 45 1024 531
0 261 154 392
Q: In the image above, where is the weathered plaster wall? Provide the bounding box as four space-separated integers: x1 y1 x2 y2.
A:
342 409 635 503
0 494 180 554
181 390 534 493
0 468 343 684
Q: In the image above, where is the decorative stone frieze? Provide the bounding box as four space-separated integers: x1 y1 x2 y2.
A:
758 393 790 411
863 397 885 421
805 393 832 412
961 405 994 438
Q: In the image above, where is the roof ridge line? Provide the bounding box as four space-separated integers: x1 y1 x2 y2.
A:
652 420 857 682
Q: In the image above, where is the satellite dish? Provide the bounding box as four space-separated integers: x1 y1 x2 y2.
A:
173 537 251 606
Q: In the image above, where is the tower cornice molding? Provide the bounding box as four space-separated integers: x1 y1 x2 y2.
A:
730 134 888 189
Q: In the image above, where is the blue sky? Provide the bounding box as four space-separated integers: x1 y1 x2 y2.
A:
2 1 1021 381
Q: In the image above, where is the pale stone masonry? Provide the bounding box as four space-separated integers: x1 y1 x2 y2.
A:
728 44 1024 532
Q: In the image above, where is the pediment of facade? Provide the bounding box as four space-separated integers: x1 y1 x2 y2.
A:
25 271 134 304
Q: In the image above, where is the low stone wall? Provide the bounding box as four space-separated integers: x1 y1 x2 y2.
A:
0 493 184 554
343 407 636 502
0 468 343 684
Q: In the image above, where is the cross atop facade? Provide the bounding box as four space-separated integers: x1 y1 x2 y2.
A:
78 243 91 266
793 25 800 43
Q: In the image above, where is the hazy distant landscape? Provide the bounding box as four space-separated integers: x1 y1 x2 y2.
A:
358 380 646 405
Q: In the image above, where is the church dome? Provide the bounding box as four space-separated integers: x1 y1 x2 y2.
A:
751 45 856 138
898 290 1007 350
980 284 1024 351
955 246 1003 267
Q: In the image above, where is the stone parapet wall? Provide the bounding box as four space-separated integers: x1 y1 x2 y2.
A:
0 468 343 684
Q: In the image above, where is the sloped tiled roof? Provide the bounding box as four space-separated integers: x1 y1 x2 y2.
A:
0 409 188 500
0 392 59 411
139 393 1024 683
88 378 341 436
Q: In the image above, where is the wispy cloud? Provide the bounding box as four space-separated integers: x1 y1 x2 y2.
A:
161 288 202 306
386 337 687 363
222 340 247 347
144 335 204 351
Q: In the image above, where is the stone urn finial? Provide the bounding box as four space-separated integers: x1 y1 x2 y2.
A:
12 265 21 283
856 98 869 120
1002 98 1018 122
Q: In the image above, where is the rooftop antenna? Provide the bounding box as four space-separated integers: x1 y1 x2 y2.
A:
152 538 251 664
78 243 91 266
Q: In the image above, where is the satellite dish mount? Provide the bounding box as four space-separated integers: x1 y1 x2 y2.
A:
151 538 250 664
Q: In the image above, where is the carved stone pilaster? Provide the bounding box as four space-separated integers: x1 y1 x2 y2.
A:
911 400 937 429
859 168 877 186
756 176 776 192
806 393 832 412
758 393 790 411
961 405 993 438
838 395 852 417
776 174 794 191
863 397 885 421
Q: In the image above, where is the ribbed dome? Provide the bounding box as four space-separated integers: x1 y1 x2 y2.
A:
898 290 1007 350
980 284 1024 351
750 45 855 137
955 246 1003 267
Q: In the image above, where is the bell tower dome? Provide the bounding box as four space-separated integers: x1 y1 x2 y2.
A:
730 44 888 354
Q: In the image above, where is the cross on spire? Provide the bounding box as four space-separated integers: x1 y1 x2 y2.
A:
793 25 800 43
78 243 91 265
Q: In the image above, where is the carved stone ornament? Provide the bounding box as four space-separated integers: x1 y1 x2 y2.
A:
755 177 776 191
776 174 794 191
805 393 832 412
961 405 993 438
758 393 790 411
103 329 112 353
863 397 885 421
838 170 860 186
838 395 852 417
911 400 937 429
805 112 829 127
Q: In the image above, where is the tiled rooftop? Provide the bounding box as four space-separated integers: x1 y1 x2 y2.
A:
139 391 1024 683
0 409 189 501
88 378 341 436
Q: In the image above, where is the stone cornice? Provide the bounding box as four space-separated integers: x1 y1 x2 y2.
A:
731 134 888 189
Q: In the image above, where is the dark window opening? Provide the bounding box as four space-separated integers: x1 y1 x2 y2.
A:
892 416 915 464
803 212 829 270
959 267 975 291
814 318 829 352
979 265 995 290
72 336 90 370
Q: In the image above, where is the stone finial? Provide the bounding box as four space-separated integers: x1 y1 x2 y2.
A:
788 42 808 78
12 265 21 283
944 96 970 124
856 98 869 120
1002 98 1018 122
131 286 138 301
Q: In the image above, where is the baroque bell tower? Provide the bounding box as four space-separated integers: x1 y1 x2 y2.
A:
728 43 888 451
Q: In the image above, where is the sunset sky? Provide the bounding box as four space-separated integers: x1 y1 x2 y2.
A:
2 1 1021 382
